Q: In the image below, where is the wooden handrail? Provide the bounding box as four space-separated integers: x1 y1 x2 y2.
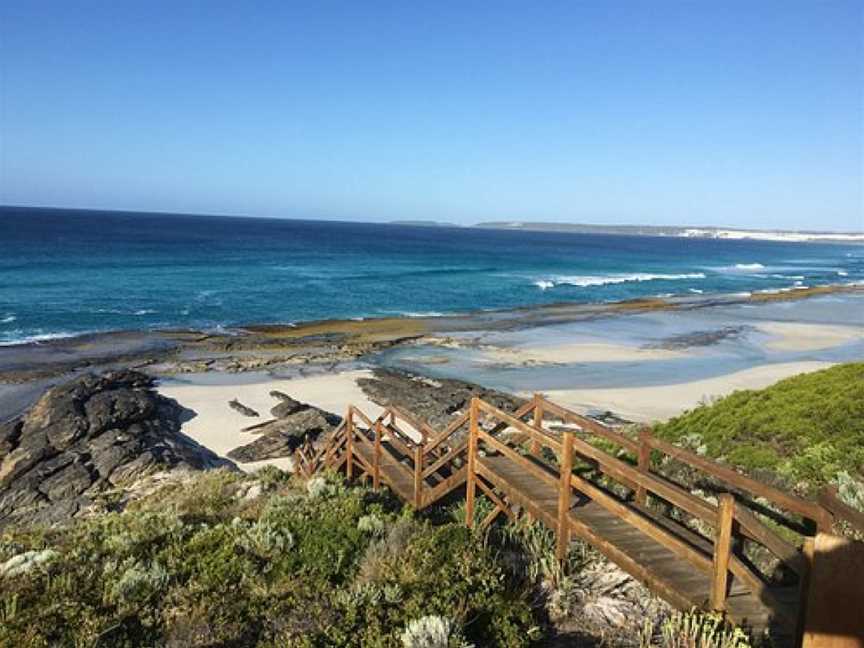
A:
476 400 562 453
537 396 640 454
818 486 864 532
384 405 435 443
734 506 805 576
568 430 718 523
566 467 713 573
382 424 416 458
644 435 827 527
424 410 470 456
533 396 831 533
349 405 374 428
478 428 560 488
422 437 468 479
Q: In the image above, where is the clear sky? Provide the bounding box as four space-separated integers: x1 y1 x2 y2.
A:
1 1 862 230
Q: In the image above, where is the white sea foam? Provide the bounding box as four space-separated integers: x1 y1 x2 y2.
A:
731 263 765 271
134 309 156 315
688 288 704 294
0 315 16 324
770 274 805 280
400 311 445 318
838 270 849 277
537 272 705 289
0 331 77 346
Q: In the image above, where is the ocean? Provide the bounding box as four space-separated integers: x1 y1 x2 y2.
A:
1 206 862 345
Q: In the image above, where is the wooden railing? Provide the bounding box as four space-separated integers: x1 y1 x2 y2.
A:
295 393 845 629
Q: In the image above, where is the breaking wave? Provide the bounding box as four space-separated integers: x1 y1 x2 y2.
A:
0 331 78 346
535 272 706 289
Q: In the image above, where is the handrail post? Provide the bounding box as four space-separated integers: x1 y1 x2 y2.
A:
710 493 735 611
556 430 574 560
530 393 543 457
635 428 651 506
413 445 423 509
373 420 382 490
346 407 354 480
465 397 479 528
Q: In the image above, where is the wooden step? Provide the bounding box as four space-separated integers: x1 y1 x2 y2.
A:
477 453 791 633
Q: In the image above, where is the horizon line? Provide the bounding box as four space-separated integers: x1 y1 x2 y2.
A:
2 203 862 236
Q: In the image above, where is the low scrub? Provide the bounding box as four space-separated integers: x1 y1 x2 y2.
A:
652 363 864 495
0 469 536 647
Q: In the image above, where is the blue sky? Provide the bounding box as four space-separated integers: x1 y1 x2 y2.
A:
1 1 862 230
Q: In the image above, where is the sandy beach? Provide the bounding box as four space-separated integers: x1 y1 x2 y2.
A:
479 342 688 365
158 369 385 472
757 321 863 352
542 361 835 422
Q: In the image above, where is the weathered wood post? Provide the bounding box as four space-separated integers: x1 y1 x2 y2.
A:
413 445 424 509
373 419 382 490
465 397 479 528
795 536 815 648
556 430 574 560
635 428 651 506
710 493 735 611
530 393 543 457
346 407 354 480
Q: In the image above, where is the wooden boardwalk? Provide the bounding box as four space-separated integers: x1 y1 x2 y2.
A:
295 395 859 645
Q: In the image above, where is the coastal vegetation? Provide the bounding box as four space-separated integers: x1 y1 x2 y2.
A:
0 467 755 647
652 362 864 498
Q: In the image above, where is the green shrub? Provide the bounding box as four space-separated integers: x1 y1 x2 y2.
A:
652 363 864 493
0 471 539 647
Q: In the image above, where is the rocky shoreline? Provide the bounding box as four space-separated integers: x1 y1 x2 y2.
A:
2 283 861 390
0 370 234 529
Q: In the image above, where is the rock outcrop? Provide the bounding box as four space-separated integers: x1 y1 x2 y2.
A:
227 397 341 463
356 368 525 429
0 370 233 528
229 399 259 417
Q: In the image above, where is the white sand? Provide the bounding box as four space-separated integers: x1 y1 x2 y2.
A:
756 321 863 352
480 342 687 365
158 369 384 473
539 361 835 423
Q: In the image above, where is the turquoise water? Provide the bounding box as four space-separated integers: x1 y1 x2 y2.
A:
2 206 862 345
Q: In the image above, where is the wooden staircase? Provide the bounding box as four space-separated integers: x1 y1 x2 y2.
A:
295 395 851 644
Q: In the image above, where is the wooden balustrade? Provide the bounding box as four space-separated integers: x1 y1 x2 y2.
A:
556 430 574 559
373 420 382 490
293 394 843 639
710 494 735 610
465 397 479 528
818 486 863 532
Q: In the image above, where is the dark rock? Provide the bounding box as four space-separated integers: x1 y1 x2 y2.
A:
270 397 304 418
229 399 259 418
647 325 752 350
227 399 341 462
0 370 235 528
269 390 294 402
356 368 525 430
0 420 22 455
